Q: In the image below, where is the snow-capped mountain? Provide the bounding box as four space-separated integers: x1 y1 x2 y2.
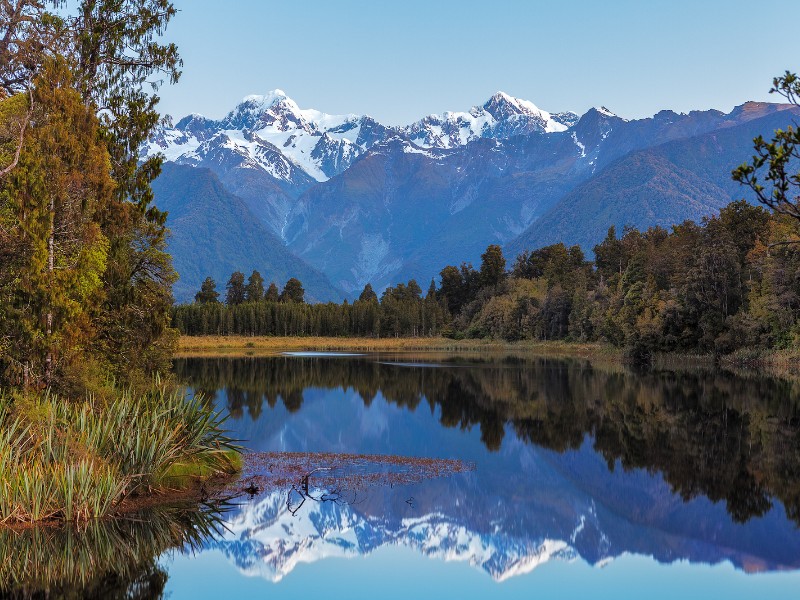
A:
146 89 396 185
403 91 579 149
145 89 585 186
148 89 800 301
208 487 581 583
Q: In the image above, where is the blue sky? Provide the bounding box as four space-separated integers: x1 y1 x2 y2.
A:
157 0 799 124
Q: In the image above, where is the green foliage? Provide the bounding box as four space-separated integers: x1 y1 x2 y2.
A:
265 281 280 302
479 244 506 288
280 277 305 303
245 270 264 302
0 384 238 524
225 271 246 306
0 1 181 392
176 272 448 338
195 276 219 304
177 215 800 359
0 502 226 594
359 283 378 303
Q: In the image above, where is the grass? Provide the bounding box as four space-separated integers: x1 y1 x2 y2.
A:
720 347 800 379
177 335 621 358
157 449 242 489
0 384 240 525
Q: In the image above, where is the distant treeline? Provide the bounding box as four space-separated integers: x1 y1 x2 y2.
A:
173 200 800 357
172 276 448 337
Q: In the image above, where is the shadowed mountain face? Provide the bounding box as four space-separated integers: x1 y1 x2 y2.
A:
507 107 800 256
147 91 800 299
152 163 343 303
172 355 800 582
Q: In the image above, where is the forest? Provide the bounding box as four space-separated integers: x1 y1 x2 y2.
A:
0 0 237 526
174 199 800 360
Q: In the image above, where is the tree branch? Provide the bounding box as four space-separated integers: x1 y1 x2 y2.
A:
0 87 32 178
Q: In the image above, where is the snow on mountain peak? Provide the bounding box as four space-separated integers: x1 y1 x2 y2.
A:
243 88 289 105
484 91 543 116
145 90 582 183
210 490 590 584
595 106 618 118
402 91 571 149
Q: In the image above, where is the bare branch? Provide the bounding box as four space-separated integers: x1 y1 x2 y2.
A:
0 87 32 178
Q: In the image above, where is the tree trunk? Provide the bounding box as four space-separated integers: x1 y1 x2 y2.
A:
45 193 53 384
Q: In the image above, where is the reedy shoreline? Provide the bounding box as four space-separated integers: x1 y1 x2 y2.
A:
0 385 240 526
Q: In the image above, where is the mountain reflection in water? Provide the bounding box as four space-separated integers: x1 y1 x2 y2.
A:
173 354 800 581
4 354 800 599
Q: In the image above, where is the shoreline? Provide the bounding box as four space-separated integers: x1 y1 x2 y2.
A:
176 335 621 359
177 335 800 378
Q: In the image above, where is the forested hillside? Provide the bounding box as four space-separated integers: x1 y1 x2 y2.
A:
508 106 800 255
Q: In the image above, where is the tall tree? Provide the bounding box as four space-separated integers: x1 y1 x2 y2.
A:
195 277 219 304
265 282 279 302
225 271 246 306
479 244 506 288
0 59 113 388
0 1 183 384
280 278 305 303
245 270 264 302
359 283 378 303
439 265 464 315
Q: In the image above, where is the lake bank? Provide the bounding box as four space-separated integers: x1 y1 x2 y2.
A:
177 335 800 378
177 335 621 359
0 386 241 527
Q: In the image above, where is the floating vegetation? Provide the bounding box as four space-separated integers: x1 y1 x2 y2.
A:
230 451 474 501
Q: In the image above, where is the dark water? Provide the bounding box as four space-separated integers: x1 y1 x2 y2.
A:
4 353 800 599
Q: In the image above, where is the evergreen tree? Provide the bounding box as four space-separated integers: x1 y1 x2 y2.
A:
480 244 506 288
439 265 464 314
281 278 305 303
594 226 624 279
0 59 114 387
426 279 437 301
265 282 279 302
0 0 182 387
407 279 422 300
245 270 264 302
195 277 219 304
225 271 246 306
359 283 378 303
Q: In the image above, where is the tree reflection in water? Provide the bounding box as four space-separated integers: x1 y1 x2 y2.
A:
175 354 800 525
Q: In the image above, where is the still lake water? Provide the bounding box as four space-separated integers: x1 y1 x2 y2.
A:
4 352 800 599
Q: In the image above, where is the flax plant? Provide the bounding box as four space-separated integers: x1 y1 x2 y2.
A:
0 384 239 525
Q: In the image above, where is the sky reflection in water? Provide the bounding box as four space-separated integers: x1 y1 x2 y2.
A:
160 354 800 599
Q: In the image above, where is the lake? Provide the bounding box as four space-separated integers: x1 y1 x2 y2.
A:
3 352 800 599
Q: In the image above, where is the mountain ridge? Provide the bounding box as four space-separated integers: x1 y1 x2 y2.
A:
146 91 800 300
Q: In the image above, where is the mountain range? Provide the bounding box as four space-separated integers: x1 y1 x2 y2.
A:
204 435 800 584
146 90 800 301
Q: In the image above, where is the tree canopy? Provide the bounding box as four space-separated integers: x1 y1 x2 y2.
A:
0 0 181 390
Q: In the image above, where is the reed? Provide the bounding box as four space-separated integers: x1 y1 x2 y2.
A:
0 384 239 525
